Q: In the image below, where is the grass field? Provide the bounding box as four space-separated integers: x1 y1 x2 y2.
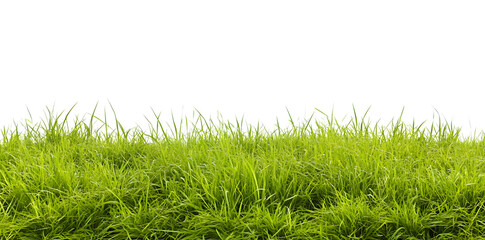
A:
1 106 485 239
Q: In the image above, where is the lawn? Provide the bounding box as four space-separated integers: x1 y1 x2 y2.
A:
1 106 484 239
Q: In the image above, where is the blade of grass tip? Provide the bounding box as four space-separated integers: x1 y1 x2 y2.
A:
1 127 7 144
438 112 444 140
215 111 224 137
361 105 372 134
446 118 453 135
190 110 201 137
396 106 405 127
438 114 446 140
275 117 281 136
250 122 256 140
192 114 203 142
179 112 184 140
391 107 405 137
72 114 81 133
194 108 210 132
217 110 225 128
9 122 17 143
146 108 159 143
143 114 156 143
398 106 405 122
108 101 131 141
108 100 121 139
23 120 33 140
53 109 64 132
315 107 333 134
334 112 346 134
60 103 77 130
53 105 70 137
240 113 245 132
148 107 161 141
351 104 361 134
247 122 253 139
193 108 203 135
415 120 426 138
26 105 33 121
433 107 441 138
170 110 178 140
235 116 241 141
118 122 129 141
431 106 441 140
351 104 364 134
240 114 246 141
88 102 99 138
40 106 51 133
302 112 315 133
309 112 317 135
372 118 381 139
314 107 329 123
225 119 234 140
172 109 183 141
209 117 217 138
103 106 110 142
91 114 107 141
116 114 130 140
157 112 171 144
330 105 336 130
48 103 61 130
23 105 33 138
44 105 63 142
256 121 261 137
150 109 170 144
411 119 416 138
185 115 189 139
286 107 295 130
260 121 269 136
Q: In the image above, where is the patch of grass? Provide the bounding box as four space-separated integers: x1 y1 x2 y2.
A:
1 105 485 239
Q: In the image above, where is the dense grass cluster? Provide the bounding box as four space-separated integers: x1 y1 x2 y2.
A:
1 106 485 239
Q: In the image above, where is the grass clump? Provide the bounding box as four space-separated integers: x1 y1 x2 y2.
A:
1 105 485 239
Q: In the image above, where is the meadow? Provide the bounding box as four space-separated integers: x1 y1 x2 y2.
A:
1 106 484 239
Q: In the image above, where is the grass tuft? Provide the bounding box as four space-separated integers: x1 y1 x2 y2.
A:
0 106 485 239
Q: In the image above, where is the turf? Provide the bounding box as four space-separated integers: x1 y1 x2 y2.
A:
1 105 485 239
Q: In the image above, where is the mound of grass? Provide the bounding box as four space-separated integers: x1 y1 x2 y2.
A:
1 105 485 239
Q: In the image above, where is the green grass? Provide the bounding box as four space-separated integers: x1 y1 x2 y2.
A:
1 105 485 239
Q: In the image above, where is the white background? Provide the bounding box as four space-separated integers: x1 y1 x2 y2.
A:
1 1 484 138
